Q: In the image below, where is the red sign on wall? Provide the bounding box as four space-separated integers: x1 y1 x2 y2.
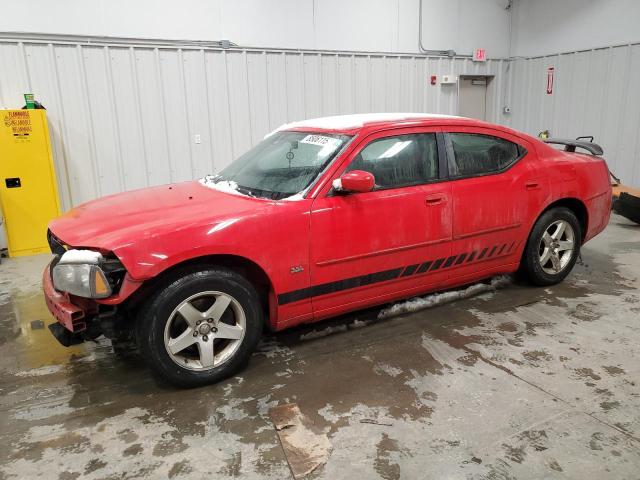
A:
473 48 486 62
546 67 554 94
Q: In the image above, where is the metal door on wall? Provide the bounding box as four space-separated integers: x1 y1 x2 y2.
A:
0 109 61 256
458 76 489 120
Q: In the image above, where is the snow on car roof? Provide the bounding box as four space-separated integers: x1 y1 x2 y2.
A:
274 113 462 132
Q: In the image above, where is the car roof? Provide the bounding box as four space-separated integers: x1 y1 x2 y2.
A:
272 112 543 147
279 113 461 130
273 112 513 134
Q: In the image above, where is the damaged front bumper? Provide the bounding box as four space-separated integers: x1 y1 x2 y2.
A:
43 260 139 347
43 261 95 333
43 261 100 346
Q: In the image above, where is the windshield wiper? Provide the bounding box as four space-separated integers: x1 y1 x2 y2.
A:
234 185 257 197
207 175 253 196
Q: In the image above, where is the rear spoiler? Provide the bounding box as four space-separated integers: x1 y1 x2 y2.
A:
543 137 603 156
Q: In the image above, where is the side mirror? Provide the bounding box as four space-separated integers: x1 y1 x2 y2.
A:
332 170 375 194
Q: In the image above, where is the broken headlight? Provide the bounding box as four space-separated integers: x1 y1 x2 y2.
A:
52 250 113 299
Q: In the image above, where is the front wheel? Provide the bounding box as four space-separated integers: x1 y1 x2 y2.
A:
136 267 263 388
521 207 581 286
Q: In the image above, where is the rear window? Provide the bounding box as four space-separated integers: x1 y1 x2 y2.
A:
448 133 525 177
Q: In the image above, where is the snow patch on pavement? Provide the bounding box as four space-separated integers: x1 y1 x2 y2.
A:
299 318 371 341
374 363 403 377
378 275 512 320
15 365 63 377
300 324 348 340
12 402 77 421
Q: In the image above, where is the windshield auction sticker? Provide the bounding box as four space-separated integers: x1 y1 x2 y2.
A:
300 134 340 148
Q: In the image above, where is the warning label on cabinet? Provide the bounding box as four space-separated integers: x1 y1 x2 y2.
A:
3 110 32 139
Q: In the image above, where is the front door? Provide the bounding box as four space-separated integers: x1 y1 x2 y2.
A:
309 128 452 319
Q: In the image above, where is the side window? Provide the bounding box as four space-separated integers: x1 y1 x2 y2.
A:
345 133 438 189
448 133 525 177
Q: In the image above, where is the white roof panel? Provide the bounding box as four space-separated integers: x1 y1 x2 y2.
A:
272 113 463 133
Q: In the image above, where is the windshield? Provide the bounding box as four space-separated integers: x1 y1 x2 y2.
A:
205 131 351 200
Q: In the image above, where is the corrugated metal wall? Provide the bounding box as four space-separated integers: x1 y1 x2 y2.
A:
509 43 640 186
2 35 639 214
0 37 509 211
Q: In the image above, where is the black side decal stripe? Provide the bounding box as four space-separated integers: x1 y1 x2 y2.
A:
443 255 457 268
279 241 517 305
431 258 445 270
402 264 419 277
417 261 432 274
278 267 404 305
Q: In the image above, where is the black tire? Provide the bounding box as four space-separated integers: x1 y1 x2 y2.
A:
136 267 263 388
521 207 582 286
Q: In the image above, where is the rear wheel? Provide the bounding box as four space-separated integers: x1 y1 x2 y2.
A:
136 267 263 388
521 207 581 286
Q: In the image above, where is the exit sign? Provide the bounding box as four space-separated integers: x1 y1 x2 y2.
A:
473 48 486 62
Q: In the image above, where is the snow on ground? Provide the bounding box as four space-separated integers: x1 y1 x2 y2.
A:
300 324 348 341
14 365 63 377
299 318 370 341
377 275 512 320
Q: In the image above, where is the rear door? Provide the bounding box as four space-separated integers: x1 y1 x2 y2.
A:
307 127 453 319
444 127 547 281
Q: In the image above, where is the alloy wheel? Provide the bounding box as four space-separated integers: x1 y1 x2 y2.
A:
538 219 575 275
163 291 246 371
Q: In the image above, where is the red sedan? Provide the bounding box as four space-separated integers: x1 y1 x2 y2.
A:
44 113 612 387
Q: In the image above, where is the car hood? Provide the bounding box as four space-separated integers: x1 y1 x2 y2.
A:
49 181 268 251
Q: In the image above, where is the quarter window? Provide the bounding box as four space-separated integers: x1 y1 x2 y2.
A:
448 133 525 177
345 133 438 189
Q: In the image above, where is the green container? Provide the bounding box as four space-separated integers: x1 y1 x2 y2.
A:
24 93 35 109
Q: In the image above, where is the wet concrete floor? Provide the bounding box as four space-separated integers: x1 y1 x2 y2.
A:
0 215 639 479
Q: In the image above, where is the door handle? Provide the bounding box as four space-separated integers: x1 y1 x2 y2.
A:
525 181 540 190
425 194 445 206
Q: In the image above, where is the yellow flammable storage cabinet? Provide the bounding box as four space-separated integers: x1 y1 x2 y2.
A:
0 109 61 256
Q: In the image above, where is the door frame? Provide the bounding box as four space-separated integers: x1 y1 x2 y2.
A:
457 75 495 122
313 126 449 199
441 127 530 181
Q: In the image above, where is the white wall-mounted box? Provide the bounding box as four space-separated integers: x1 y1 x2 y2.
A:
441 75 458 84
